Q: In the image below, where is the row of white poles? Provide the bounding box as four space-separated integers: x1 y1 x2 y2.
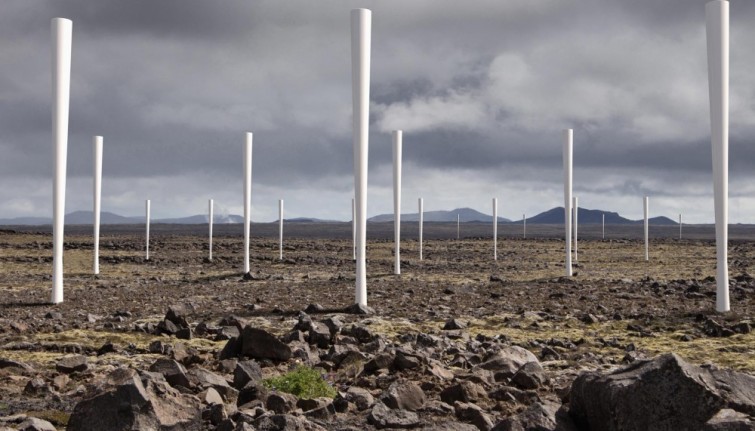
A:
50 2 732 313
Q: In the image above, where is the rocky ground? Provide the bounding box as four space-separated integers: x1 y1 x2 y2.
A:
0 227 753 430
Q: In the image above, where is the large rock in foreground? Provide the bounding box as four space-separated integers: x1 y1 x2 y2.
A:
569 353 755 430
67 368 201 431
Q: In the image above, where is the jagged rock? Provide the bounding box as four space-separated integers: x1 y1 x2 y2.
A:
492 400 574 431
219 336 241 360
454 401 494 431
175 327 193 340
0 358 34 372
266 391 298 414
476 346 539 378
422 422 479 431
198 387 223 406
381 381 426 411
165 304 191 328
704 408 754 430
344 303 375 315
441 381 488 405
307 321 332 348
237 381 269 407
67 368 201 431
233 360 263 390
240 327 292 361
443 318 467 330
149 358 191 389
368 402 422 429
55 354 88 374
394 350 422 371
323 317 344 337
304 303 324 313
365 352 395 372
569 353 755 430
156 319 179 335
216 326 241 341
511 361 546 389
342 324 377 343
253 413 327 430
189 367 237 402
23 378 50 395
17 417 57 431
345 386 375 411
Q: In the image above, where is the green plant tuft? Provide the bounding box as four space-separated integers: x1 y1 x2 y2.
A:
263 366 337 399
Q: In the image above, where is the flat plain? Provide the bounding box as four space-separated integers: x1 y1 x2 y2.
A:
0 222 753 429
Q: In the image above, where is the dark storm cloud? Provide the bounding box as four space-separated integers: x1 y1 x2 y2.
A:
1 0 754 222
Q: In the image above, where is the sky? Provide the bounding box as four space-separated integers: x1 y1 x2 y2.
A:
1 0 754 223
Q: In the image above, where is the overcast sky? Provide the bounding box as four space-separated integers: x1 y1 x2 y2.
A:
1 0 754 223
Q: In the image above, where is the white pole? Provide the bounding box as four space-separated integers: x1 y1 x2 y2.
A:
51 18 72 304
145 199 150 260
644 196 649 261
208 199 213 261
523 213 526 239
707 0 730 312
279 199 284 260
418 198 424 261
351 8 371 307
93 136 102 275
679 213 682 240
573 196 578 262
563 129 573 277
393 130 402 275
602 213 605 239
493 198 498 260
243 132 253 274
457 214 460 240
352 198 356 260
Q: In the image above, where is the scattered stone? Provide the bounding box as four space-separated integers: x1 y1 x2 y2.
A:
55 354 88 374
476 346 538 378
0 358 34 372
239 327 292 361
308 321 333 348
67 368 201 431
580 313 600 324
149 358 190 389
569 353 755 430
266 391 298 414
454 401 494 431
440 381 488 405
704 408 754 430
381 381 426 411
492 400 570 431
511 361 546 389
345 386 375 411
253 414 326 431
344 303 375 315
304 303 324 313
443 318 467 330
233 360 263 390
199 387 224 406
368 402 422 429
23 378 49 395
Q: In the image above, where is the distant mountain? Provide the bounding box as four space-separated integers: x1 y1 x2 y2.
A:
0 216 52 225
369 207 511 223
526 207 678 225
283 217 342 223
66 210 141 224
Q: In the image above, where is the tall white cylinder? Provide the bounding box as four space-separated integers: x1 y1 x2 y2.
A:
243 133 253 274
208 199 214 261
418 198 424 261
563 129 573 277
93 136 102 275
392 130 402 275
145 199 151 260
523 213 526 239
457 214 460 240
679 213 682 240
707 0 730 312
352 198 356 260
493 198 498 260
644 196 649 261
602 213 605 239
279 199 284 260
51 18 72 304
573 196 578 262
351 9 371 307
